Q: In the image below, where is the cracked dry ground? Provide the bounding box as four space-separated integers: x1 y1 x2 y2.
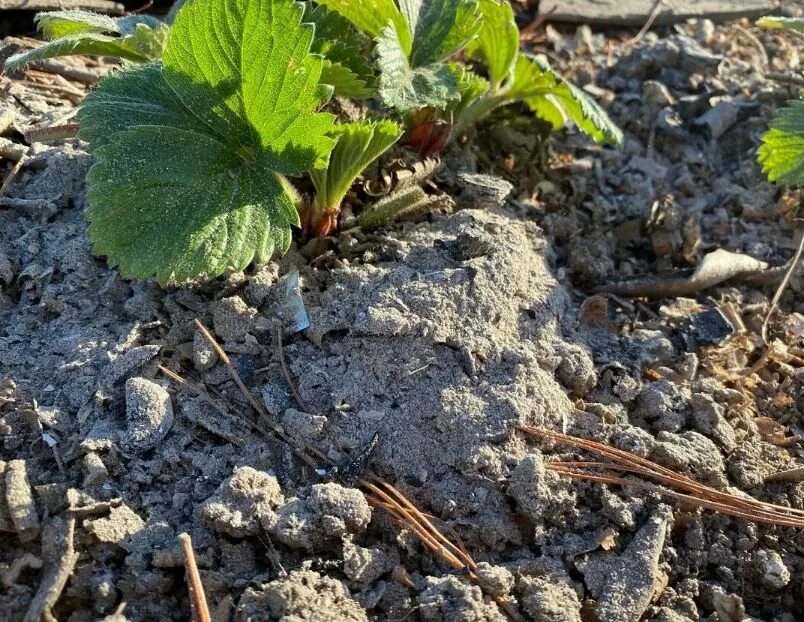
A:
1 9 804 622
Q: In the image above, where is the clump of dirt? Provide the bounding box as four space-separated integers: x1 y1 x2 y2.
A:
2 7 804 622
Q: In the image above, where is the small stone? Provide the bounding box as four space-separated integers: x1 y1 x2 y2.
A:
593 507 674 622
5 460 40 542
454 173 513 210
201 466 284 538
678 308 734 350
85 504 145 546
237 570 367 622
694 100 739 140
643 80 675 108
755 549 790 589
213 296 258 342
0 461 14 532
690 393 736 451
104 345 161 386
123 378 174 452
83 452 109 488
517 576 582 622
474 562 514 598
193 330 219 371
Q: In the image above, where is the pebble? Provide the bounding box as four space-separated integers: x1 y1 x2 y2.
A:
755 549 790 589
82 452 109 488
213 296 258 342
193 330 218 371
123 378 174 452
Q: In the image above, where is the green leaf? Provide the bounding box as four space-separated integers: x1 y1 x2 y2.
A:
35 10 163 38
757 16 804 32
311 120 401 211
465 0 518 89
446 63 488 117
508 55 622 146
758 99 804 184
320 60 375 98
4 11 167 71
376 21 459 112
78 0 335 284
399 0 481 66
314 0 412 54
304 3 376 98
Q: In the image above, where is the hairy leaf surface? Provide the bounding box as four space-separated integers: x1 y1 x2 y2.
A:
304 3 376 98
311 120 401 210
509 55 622 145
465 0 518 89
314 0 411 53
399 0 481 66
79 0 335 283
376 22 459 111
5 12 167 70
758 99 804 184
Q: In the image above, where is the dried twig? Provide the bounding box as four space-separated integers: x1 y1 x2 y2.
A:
192 320 328 470
623 0 664 48
24 123 80 144
179 532 212 622
762 230 804 344
23 517 79 622
520 426 804 529
0 147 29 197
275 326 312 413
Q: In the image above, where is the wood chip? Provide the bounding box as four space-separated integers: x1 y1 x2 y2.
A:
22 516 79 622
540 0 777 26
5 459 40 543
0 0 123 13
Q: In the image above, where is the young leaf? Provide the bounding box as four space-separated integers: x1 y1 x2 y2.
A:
314 0 412 54
446 63 489 118
376 22 459 112
757 16 804 32
311 120 401 211
399 0 481 66
304 3 376 98
4 11 168 70
758 99 804 184
78 0 335 284
465 0 519 89
508 55 623 146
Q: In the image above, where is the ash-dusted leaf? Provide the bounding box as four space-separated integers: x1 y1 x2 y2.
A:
509 55 622 146
304 3 376 98
377 21 459 112
36 10 162 38
758 99 804 184
757 16 804 32
314 0 411 54
5 15 168 71
399 0 481 66
5 25 169 71
78 0 335 284
311 120 401 210
465 0 518 89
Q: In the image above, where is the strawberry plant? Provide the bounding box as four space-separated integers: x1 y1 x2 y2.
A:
78 0 336 283
756 16 804 184
307 120 401 236
7 0 624 284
